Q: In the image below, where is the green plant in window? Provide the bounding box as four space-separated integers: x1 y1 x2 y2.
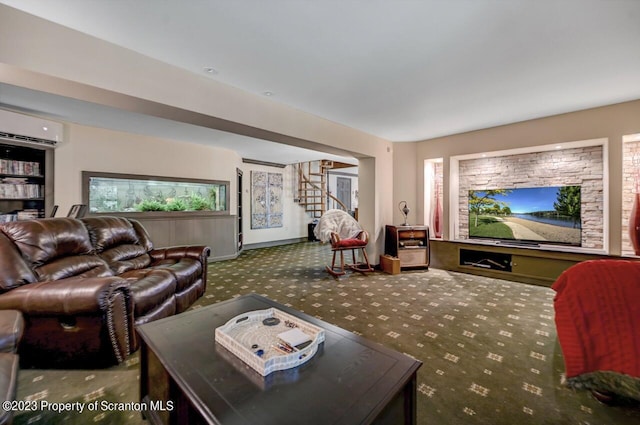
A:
209 187 218 210
136 199 167 212
188 193 212 211
165 198 188 211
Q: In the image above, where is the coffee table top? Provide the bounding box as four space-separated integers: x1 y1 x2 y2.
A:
137 294 422 425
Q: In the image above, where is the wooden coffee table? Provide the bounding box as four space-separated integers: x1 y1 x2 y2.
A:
137 294 422 425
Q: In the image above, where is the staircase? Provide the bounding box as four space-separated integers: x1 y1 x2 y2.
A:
296 160 347 218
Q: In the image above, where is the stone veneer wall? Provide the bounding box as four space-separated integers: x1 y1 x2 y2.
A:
458 145 603 249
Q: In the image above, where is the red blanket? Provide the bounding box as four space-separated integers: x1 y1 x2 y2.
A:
553 260 640 380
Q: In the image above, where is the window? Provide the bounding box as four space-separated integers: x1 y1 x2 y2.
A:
83 171 229 214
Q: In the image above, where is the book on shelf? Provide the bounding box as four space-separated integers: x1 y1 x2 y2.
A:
0 183 42 198
0 159 41 176
1 177 28 184
0 213 17 223
16 209 40 220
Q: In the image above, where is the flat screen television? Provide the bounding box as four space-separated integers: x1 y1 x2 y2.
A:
468 185 581 247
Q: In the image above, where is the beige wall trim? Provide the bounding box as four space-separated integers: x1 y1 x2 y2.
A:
244 238 308 250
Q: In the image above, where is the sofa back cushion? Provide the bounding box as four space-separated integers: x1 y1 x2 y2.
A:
1 218 93 267
82 216 152 274
100 245 151 275
0 232 37 292
82 217 140 252
129 219 154 251
35 255 114 282
0 218 113 282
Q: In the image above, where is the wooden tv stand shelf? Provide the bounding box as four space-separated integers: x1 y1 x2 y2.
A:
430 240 617 286
385 225 430 269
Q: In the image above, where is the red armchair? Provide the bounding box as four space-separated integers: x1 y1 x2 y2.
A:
552 260 640 402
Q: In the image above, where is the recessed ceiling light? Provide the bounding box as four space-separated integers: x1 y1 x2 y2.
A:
555 145 562 149
263 91 274 96
42 126 48 131
203 67 218 75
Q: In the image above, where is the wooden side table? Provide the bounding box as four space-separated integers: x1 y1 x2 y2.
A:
385 225 430 269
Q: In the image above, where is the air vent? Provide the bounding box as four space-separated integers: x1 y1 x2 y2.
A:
0 131 57 147
0 108 62 148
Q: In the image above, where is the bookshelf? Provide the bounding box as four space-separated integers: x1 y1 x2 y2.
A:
0 142 52 222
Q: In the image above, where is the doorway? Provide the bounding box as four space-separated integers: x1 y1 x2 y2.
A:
336 177 352 211
237 168 243 252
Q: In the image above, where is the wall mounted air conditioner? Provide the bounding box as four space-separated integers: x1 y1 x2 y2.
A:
0 108 63 148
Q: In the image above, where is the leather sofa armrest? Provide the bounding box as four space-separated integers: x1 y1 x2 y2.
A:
0 353 19 425
149 246 211 264
0 276 129 316
0 311 23 354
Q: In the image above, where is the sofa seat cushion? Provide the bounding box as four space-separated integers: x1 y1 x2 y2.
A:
119 269 176 317
149 257 202 292
101 245 151 275
175 279 204 314
34 255 113 282
133 297 176 327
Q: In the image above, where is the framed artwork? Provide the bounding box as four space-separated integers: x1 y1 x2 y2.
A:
251 171 283 229
67 204 87 218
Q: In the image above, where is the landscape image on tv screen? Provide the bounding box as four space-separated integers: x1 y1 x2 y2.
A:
468 186 581 246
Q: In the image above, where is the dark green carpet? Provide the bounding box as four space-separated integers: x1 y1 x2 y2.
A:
14 241 640 424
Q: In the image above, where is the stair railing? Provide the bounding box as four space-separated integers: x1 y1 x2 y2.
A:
297 163 347 216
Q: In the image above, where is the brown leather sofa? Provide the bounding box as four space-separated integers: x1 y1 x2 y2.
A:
0 310 22 425
0 216 210 368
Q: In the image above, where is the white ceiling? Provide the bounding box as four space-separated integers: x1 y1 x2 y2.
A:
1 0 640 153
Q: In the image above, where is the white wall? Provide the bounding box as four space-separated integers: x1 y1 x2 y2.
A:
392 143 418 225
53 123 316 247
55 123 241 215
240 163 309 246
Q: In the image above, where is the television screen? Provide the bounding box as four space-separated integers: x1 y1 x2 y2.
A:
468 186 581 247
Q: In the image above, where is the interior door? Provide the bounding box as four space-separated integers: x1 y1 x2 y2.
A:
237 168 243 251
336 177 352 210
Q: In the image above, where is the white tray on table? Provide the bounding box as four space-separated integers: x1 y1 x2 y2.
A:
214 307 325 376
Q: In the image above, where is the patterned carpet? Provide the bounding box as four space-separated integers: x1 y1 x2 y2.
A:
14 241 640 424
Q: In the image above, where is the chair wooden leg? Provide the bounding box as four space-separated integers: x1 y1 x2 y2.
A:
327 246 373 277
326 249 346 277
350 247 374 273
361 248 373 271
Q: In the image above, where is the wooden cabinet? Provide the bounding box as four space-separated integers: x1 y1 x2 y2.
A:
430 240 619 287
0 142 52 222
385 225 430 269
